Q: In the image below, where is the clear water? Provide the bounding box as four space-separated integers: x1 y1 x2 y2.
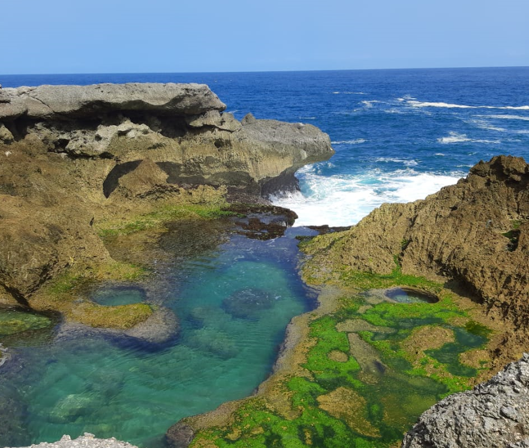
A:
92 286 146 307
385 288 438 304
0 228 316 447
2 67 528 225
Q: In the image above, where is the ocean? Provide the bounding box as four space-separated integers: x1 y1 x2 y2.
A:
2 67 528 226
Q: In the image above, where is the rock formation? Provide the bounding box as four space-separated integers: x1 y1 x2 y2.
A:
0 82 333 314
9 433 138 448
0 83 333 196
304 156 529 355
402 354 529 448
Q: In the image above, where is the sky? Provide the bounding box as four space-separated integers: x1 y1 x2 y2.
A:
1 0 528 74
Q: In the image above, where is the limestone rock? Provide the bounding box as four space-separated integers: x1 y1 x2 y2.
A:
10 433 138 448
0 83 226 120
402 354 529 448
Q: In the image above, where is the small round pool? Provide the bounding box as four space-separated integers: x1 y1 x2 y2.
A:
384 287 438 304
91 286 146 307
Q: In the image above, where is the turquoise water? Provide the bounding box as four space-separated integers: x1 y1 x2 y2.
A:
0 228 316 447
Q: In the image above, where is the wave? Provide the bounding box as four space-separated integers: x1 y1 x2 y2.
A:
476 114 529 121
270 168 462 227
331 139 366 145
332 91 367 95
408 100 529 110
299 117 316 120
437 132 501 144
375 157 418 167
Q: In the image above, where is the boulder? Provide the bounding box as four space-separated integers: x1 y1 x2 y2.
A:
402 354 529 448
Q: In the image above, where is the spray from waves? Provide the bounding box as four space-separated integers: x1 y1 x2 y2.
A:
437 132 501 144
407 100 529 110
270 167 463 227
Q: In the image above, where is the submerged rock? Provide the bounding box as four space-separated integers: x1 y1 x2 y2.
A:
402 354 529 448
222 288 276 319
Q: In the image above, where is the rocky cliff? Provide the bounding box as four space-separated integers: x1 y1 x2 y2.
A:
0 82 333 316
402 354 529 448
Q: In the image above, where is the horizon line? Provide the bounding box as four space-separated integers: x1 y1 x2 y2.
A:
1 65 529 77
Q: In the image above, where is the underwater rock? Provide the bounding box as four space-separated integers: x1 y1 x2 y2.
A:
48 393 100 424
185 327 238 359
222 288 276 319
402 353 529 448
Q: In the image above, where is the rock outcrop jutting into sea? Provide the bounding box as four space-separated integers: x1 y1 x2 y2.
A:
402 354 529 448
0 82 333 315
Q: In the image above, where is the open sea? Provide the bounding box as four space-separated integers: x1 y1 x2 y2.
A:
1 67 528 225
1 68 528 447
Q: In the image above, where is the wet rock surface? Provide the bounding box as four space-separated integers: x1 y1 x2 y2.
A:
402 354 529 448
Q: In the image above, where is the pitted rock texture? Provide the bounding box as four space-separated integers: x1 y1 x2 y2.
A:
402 354 529 448
9 433 138 448
0 83 226 120
304 156 529 329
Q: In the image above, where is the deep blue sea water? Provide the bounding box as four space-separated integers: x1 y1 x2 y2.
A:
1 68 528 447
2 67 528 225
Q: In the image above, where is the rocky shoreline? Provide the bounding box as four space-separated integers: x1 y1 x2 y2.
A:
1 83 528 448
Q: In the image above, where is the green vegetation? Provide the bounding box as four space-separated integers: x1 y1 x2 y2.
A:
189 268 493 447
97 204 234 237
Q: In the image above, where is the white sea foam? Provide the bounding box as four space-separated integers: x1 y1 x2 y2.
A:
477 114 529 121
437 131 500 144
375 157 418 167
271 167 462 227
299 117 316 120
332 91 367 95
408 100 529 110
331 139 366 145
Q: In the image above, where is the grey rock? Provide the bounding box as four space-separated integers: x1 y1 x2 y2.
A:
402 353 529 448
0 83 226 121
9 433 138 448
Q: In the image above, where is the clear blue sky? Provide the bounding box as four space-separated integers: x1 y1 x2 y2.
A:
1 0 528 74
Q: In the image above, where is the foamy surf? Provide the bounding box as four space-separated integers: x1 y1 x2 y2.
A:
407 100 529 110
271 168 462 227
437 132 501 144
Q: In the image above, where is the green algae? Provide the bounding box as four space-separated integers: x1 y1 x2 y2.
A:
0 309 53 337
96 204 234 237
189 270 493 448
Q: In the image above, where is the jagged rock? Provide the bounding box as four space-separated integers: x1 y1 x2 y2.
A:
10 433 138 448
402 354 529 448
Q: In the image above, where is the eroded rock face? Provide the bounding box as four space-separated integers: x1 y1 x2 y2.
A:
402 354 529 448
0 83 333 195
304 156 529 331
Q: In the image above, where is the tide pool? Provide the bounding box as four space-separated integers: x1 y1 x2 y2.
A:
0 227 317 447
